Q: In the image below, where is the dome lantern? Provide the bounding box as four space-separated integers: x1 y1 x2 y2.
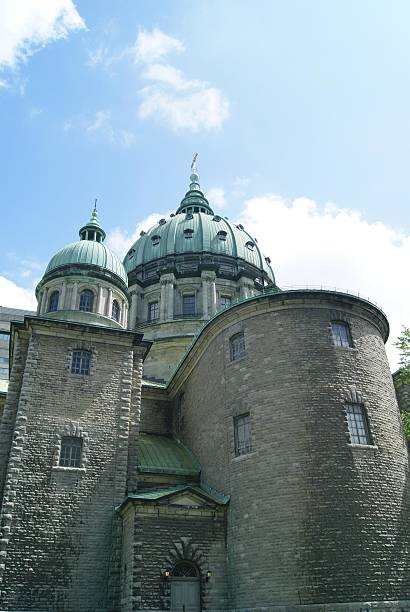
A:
175 155 214 216
78 201 106 243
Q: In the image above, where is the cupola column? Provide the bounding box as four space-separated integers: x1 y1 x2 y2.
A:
167 278 175 321
40 288 49 314
160 279 167 321
71 282 78 310
201 271 217 317
106 289 113 317
128 291 138 330
60 281 67 310
97 285 103 314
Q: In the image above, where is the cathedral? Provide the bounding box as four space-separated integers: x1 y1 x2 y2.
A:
0 164 410 612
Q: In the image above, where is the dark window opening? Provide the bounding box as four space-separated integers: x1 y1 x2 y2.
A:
59 436 82 467
148 301 159 322
71 350 91 375
48 291 59 312
346 403 371 445
234 413 252 456
112 300 121 322
79 289 94 312
230 332 245 361
220 295 232 309
183 295 196 316
331 321 353 348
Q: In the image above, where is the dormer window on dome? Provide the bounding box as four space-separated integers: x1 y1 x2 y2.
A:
246 241 255 251
151 235 161 246
184 229 194 239
217 230 227 241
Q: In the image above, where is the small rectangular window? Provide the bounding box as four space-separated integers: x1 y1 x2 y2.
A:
0 333 9 342
0 357 8 363
59 437 82 467
346 403 371 445
220 295 232 309
71 350 91 375
234 413 252 456
183 295 196 316
148 301 159 322
331 321 353 348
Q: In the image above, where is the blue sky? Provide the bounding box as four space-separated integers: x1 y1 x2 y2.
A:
1 0 410 366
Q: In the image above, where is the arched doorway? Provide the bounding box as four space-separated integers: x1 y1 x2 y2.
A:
170 561 200 612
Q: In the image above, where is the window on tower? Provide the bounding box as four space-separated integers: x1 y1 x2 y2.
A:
59 436 83 468
331 321 353 348
346 403 371 445
234 413 252 456
148 301 159 322
48 291 59 312
230 332 245 361
79 289 94 312
71 350 91 375
220 295 232 309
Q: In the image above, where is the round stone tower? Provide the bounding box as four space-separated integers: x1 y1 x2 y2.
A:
168 289 410 608
36 208 130 329
125 165 279 381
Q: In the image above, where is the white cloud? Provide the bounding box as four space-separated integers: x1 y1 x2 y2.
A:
237 194 410 369
206 187 226 208
29 106 43 118
0 276 37 310
106 212 171 259
0 0 85 70
144 63 203 91
0 79 10 89
65 110 136 147
139 84 229 132
133 29 184 64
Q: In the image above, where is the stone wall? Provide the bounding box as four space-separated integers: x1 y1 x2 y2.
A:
168 291 410 609
0 317 147 612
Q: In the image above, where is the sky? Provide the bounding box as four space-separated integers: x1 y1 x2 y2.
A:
1 0 410 368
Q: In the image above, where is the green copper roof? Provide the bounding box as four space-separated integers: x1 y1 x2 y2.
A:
123 485 229 505
124 212 274 281
138 433 200 476
44 240 128 285
42 209 127 286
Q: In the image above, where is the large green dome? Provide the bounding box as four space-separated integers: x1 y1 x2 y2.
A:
124 212 274 282
124 167 275 283
45 240 128 285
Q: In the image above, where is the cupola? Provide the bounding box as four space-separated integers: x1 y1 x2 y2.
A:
35 206 130 329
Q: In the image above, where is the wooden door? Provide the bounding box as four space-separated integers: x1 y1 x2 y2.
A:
171 578 200 611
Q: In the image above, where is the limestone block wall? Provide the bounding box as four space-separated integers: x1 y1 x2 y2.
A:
139 390 172 435
120 502 228 612
0 318 147 612
168 291 410 609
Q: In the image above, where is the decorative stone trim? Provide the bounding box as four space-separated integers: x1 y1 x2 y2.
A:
160 537 210 610
52 421 89 470
66 343 97 376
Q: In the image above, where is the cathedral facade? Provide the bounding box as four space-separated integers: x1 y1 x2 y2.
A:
0 168 410 612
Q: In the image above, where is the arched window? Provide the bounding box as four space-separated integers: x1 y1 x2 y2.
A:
112 300 121 322
48 291 59 312
79 289 94 312
331 321 353 348
172 561 199 578
230 332 245 361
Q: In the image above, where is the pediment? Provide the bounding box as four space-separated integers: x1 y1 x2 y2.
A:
167 492 213 508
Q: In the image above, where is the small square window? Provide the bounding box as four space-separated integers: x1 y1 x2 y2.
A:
346 403 371 445
59 437 82 467
331 321 353 348
71 350 91 375
230 332 245 361
148 301 159 322
234 413 252 456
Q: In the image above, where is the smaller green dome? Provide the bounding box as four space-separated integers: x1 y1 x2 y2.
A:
45 240 128 285
41 208 127 286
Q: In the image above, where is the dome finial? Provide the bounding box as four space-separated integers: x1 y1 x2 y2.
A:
191 152 198 174
92 198 98 220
